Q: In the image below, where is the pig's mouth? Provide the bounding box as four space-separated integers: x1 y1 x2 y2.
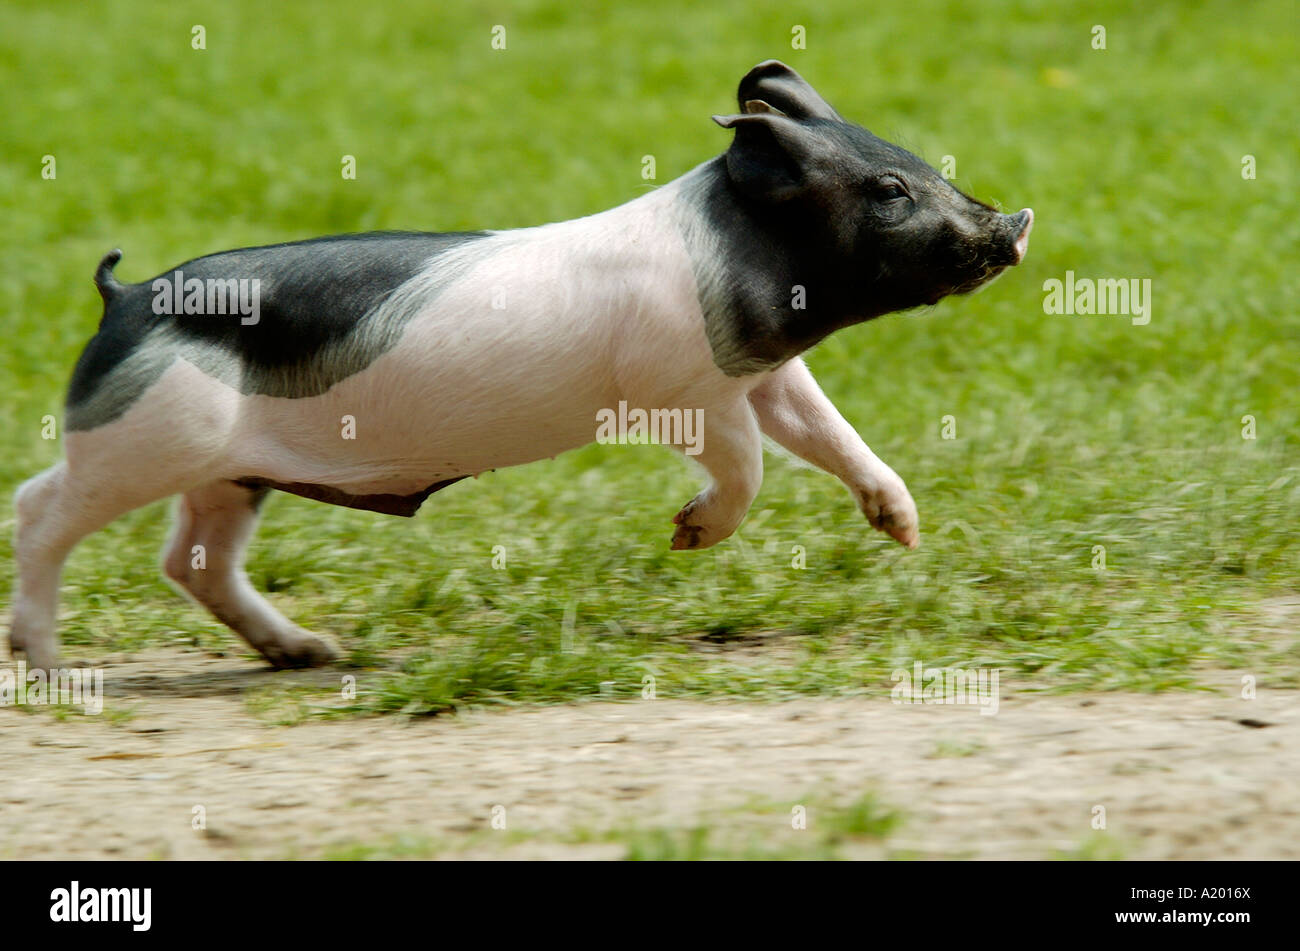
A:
923 265 1008 306
952 263 1011 296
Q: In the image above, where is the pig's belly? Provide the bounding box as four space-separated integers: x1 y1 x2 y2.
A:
224 351 612 497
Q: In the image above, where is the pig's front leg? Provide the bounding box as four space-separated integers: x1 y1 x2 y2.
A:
670 400 763 550
748 358 919 549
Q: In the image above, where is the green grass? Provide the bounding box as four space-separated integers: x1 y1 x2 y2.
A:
1052 833 1129 862
616 797 902 862
315 791 905 860
2 0 1297 710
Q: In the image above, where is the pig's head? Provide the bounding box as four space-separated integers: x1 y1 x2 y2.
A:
698 61 1031 370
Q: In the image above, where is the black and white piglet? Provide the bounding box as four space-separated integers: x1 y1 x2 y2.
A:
11 61 1032 669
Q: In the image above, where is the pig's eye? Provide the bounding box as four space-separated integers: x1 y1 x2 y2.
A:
877 182 908 202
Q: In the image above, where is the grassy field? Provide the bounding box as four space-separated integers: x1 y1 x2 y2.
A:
1 0 1296 714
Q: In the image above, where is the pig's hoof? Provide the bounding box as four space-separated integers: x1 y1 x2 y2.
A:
670 498 705 550
857 483 920 550
260 629 339 669
671 523 705 550
9 638 61 673
670 496 736 550
8 618 60 672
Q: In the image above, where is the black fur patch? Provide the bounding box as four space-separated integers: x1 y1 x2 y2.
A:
679 159 862 375
67 231 487 428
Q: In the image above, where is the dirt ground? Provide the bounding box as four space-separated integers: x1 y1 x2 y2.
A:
1 647 1296 860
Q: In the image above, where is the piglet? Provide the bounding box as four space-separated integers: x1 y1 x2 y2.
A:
11 61 1031 670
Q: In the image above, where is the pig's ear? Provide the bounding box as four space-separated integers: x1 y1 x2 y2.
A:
737 60 843 122
712 111 820 202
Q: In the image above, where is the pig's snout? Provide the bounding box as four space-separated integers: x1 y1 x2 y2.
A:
1008 208 1033 264
942 206 1035 300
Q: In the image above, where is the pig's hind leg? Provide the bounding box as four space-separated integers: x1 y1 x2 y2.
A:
10 460 180 670
747 357 919 549
162 481 338 668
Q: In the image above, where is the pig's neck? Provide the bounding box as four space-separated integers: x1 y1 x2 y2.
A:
668 157 869 377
